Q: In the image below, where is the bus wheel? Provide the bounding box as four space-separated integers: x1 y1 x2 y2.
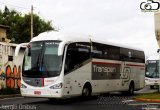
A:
128 82 134 95
49 98 57 102
49 98 62 104
82 83 92 97
150 86 154 89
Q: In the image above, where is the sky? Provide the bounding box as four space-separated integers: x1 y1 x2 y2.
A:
0 0 159 57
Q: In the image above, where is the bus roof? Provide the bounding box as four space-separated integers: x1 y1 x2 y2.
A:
147 54 160 60
31 31 143 51
31 31 91 42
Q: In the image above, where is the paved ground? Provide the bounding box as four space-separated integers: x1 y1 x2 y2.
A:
135 86 158 94
0 86 159 110
0 95 140 110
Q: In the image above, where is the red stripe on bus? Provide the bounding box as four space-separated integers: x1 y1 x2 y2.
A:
42 78 44 86
126 64 145 67
92 61 121 65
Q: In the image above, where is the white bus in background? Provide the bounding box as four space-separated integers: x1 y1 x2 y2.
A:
145 54 160 89
15 31 145 99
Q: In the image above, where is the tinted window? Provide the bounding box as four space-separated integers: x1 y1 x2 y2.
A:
133 50 145 63
120 48 145 63
120 48 133 62
64 42 91 74
92 42 120 60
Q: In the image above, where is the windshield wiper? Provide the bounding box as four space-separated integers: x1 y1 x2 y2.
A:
39 42 46 73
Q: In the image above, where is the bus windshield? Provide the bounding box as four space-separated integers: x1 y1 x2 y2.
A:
146 60 160 78
22 41 62 78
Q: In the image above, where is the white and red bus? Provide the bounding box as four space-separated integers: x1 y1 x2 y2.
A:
15 31 145 98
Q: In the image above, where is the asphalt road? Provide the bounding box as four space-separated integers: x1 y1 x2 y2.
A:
0 86 159 110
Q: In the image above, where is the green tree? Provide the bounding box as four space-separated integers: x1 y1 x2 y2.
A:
1 6 54 43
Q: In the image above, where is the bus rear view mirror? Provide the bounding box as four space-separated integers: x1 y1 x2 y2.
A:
15 43 28 56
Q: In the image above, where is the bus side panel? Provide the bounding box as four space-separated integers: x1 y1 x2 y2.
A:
124 62 145 90
63 62 92 97
91 59 122 93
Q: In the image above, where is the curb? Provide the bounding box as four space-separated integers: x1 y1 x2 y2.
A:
134 98 160 103
0 94 21 99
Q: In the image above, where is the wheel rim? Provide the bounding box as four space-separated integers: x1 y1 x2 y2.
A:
83 87 89 96
129 85 134 95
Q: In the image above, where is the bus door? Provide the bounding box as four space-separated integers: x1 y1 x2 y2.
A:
64 42 91 95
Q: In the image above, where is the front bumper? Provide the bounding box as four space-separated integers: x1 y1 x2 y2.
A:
20 88 63 98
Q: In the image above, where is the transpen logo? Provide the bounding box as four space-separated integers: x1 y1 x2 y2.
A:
92 65 116 73
140 0 160 12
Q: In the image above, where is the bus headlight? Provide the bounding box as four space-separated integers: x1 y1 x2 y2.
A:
145 78 150 82
50 83 63 89
21 84 27 89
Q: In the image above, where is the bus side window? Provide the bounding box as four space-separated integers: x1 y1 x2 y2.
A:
120 48 132 62
64 42 91 74
92 42 104 59
133 50 145 63
107 46 120 60
92 42 120 60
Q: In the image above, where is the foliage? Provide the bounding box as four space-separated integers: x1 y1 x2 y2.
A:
0 6 54 43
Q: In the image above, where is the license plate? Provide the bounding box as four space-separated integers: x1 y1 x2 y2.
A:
34 91 41 95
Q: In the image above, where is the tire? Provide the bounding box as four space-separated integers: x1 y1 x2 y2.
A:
48 98 57 102
49 98 64 104
82 84 91 97
128 83 134 95
150 85 154 89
